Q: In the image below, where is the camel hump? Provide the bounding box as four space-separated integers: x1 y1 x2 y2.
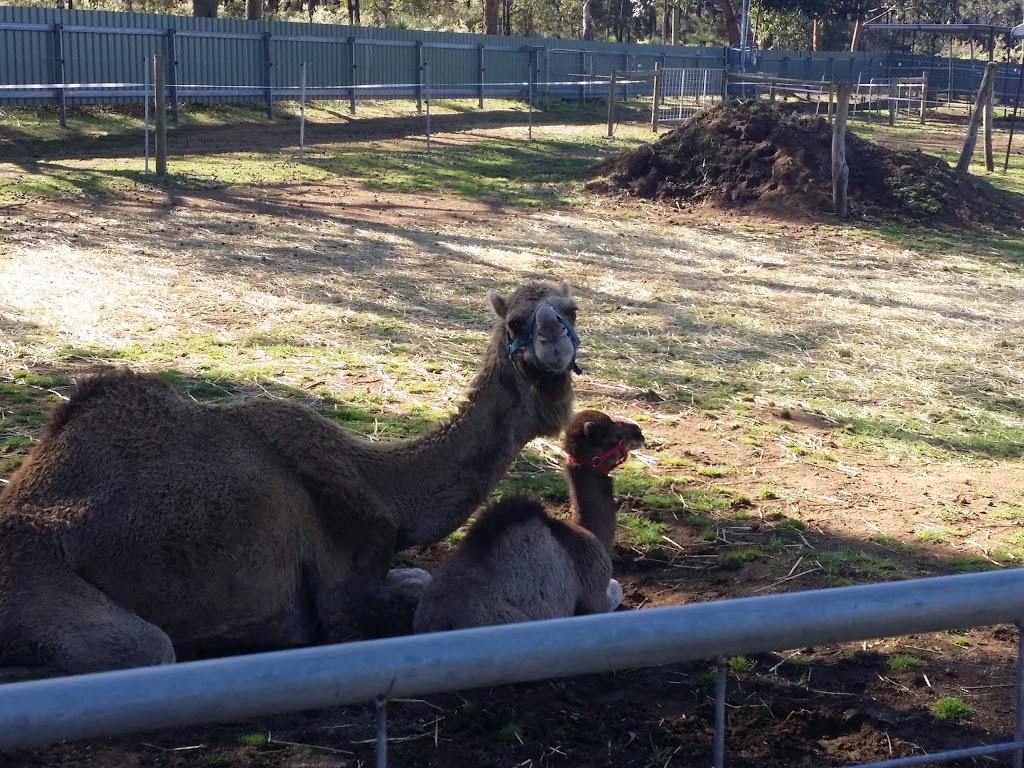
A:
42 368 176 439
460 494 549 556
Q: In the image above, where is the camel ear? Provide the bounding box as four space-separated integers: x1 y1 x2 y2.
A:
582 421 600 441
487 289 508 319
559 279 572 297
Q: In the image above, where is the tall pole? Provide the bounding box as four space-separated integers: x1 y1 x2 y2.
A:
154 54 167 179
299 61 307 161
1004 43 1024 172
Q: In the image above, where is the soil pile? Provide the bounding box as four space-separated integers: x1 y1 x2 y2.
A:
591 100 1024 229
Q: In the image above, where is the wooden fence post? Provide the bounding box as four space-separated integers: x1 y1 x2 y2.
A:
957 61 998 175
832 81 853 218
919 70 927 124
651 62 662 132
983 72 995 172
154 54 167 179
607 71 617 138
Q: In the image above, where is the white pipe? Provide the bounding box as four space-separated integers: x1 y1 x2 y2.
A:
0 571 1022 750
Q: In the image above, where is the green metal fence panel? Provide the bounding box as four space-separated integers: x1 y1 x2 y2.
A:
0 5 731 108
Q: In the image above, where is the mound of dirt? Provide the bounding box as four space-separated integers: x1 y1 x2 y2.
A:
590 100 1024 229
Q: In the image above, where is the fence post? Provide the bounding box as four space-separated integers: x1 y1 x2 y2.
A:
298 61 306 160
526 48 534 142
375 696 388 768
888 78 896 126
143 57 150 174
166 28 179 124
920 70 928 124
651 61 661 132
477 44 485 109
713 657 727 768
416 40 423 113
624 53 631 101
579 50 586 106
348 37 357 114
262 33 273 119
832 81 853 218
423 58 431 155
607 70 617 138
543 46 551 110
154 54 167 179
52 23 67 128
957 61 998 175
983 67 995 172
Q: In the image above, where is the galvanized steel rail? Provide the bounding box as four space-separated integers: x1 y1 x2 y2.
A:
0 571 1021 767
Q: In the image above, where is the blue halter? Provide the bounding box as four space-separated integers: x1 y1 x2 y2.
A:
506 304 583 376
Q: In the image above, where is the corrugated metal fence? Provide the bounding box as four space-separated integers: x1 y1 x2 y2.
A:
0 6 892 112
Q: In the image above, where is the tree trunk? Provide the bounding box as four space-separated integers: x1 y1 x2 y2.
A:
850 16 864 52
484 0 498 33
347 0 360 24
266 0 279 12
192 0 217 17
581 0 594 39
812 17 823 51
718 0 739 46
246 0 262 19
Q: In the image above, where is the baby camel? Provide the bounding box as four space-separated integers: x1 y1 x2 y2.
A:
413 410 644 632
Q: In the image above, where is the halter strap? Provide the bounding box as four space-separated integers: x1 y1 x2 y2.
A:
506 304 583 376
567 440 629 475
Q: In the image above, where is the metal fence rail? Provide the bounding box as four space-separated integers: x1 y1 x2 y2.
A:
0 571 1022 768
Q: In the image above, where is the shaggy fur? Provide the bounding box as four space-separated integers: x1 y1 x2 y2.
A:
412 410 644 633
0 280 580 675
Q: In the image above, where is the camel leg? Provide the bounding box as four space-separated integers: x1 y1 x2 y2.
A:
7 573 175 676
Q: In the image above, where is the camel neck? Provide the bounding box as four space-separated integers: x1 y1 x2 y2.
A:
565 463 617 552
380 346 571 548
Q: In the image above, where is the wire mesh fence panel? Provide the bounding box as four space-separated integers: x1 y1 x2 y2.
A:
655 67 724 126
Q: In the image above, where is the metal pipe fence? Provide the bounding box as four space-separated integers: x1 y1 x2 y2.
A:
0 570 1022 768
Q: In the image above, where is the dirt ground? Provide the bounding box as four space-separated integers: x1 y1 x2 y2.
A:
2 112 1024 768
591 100 1024 230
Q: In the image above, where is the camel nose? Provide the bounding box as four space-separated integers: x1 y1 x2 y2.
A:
534 304 567 340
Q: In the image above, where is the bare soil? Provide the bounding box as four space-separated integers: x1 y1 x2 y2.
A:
589 100 1024 230
1 114 1024 768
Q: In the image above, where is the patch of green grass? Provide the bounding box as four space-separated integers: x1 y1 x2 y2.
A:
991 502 1024 521
950 555 997 573
688 669 718 696
834 410 1024 460
498 723 523 743
932 697 972 722
728 656 754 673
236 732 268 747
870 535 921 553
199 753 231 768
758 485 781 500
915 529 946 544
722 548 762 565
814 549 903 583
888 654 924 672
696 464 733 478
621 514 670 549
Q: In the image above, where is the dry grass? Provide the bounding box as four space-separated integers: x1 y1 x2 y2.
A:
1 116 1023 468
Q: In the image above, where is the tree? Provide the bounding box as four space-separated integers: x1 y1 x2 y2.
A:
192 0 218 16
719 0 739 43
484 0 499 32
582 0 595 37
246 0 262 19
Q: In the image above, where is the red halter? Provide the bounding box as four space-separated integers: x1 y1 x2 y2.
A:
567 440 629 475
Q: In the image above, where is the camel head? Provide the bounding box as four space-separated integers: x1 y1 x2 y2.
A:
564 410 645 475
487 279 582 379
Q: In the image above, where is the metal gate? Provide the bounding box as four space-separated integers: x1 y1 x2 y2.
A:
655 67 724 127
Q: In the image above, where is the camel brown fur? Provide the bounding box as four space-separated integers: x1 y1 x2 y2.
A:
0 280 581 675
412 410 644 633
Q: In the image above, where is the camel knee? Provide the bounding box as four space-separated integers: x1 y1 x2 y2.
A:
56 618 175 675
